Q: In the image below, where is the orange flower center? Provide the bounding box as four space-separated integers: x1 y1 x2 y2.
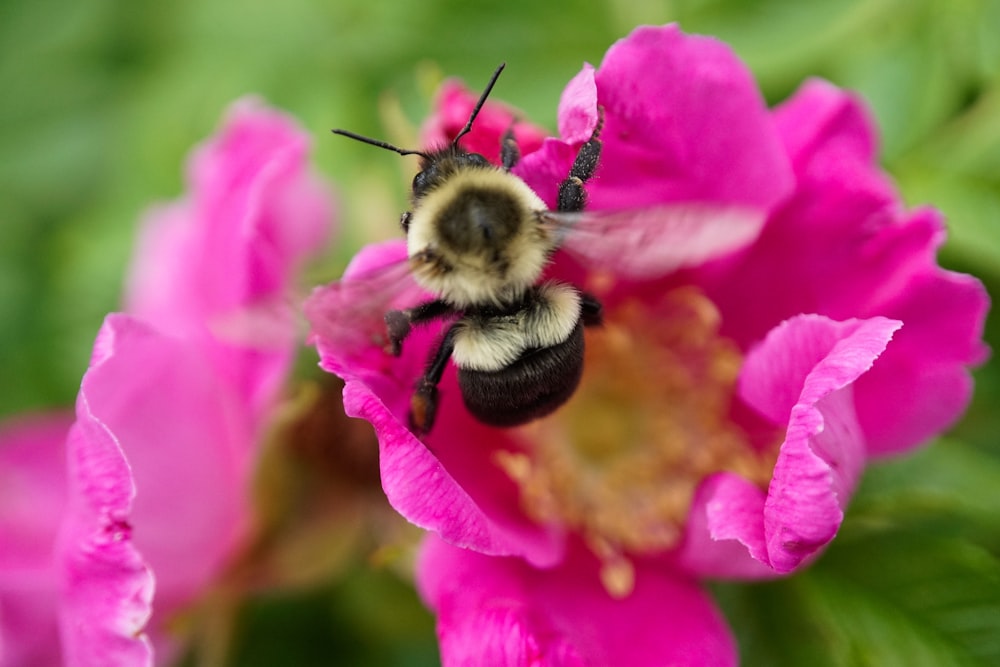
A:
496 286 778 596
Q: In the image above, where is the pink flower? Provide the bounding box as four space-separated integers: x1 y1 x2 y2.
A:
417 534 735 667
306 24 988 665
420 79 548 165
0 98 334 666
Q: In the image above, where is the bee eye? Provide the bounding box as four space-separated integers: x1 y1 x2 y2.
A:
412 170 429 196
400 211 412 232
465 154 489 167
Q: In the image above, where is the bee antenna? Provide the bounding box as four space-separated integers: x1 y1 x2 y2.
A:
331 128 430 159
451 62 506 147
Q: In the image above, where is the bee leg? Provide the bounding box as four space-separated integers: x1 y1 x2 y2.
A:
500 124 520 171
385 299 457 356
580 292 603 327
409 325 458 436
557 106 605 213
384 311 412 356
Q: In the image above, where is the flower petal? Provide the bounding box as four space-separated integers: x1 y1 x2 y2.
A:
307 242 565 566
126 97 334 423
0 415 73 666
421 79 548 165
127 97 332 331
521 24 794 213
3 99 333 665
847 209 989 454
78 314 254 614
347 384 565 566
418 536 736 667
58 321 156 665
700 80 989 454
680 315 901 576
556 64 598 144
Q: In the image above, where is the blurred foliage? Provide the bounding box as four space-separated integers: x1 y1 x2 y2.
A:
1 0 998 665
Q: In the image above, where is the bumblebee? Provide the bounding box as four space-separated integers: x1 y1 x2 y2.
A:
329 64 601 434
319 64 764 435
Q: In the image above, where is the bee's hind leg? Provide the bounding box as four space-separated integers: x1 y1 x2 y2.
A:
409 324 459 436
580 292 603 327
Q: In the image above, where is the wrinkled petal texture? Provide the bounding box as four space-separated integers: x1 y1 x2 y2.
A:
699 80 989 455
418 536 735 667
0 415 73 667
127 96 333 421
680 315 901 577
58 330 156 666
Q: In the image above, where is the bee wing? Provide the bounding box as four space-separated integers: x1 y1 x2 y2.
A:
208 294 304 350
304 247 428 361
540 203 767 279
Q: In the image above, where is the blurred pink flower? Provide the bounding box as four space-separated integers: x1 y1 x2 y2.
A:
0 98 334 666
306 24 988 665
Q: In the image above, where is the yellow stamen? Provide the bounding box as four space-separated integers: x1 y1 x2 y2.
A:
496 287 779 596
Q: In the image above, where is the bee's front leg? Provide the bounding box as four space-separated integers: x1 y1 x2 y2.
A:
384 298 456 356
500 124 520 171
409 324 459 436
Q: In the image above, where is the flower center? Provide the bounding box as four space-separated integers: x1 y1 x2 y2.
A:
496 287 778 595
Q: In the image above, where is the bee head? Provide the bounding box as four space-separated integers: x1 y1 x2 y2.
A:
405 166 551 306
332 63 553 305
411 150 489 201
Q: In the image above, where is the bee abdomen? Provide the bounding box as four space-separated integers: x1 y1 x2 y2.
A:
457 321 584 427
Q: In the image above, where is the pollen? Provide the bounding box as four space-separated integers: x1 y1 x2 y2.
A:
497 287 779 594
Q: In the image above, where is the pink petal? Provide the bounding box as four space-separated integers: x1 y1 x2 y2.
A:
0 415 72 573
418 536 736 667
556 64 599 144
58 323 156 665
699 80 989 454
521 24 794 213
676 473 777 580
699 80 899 345
0 415 73 667
126 97 334 422
847 210 989 454
2 99 333 666
421 79 548 164
79 314 253 615
347 384 565 567
679 315 901 577
307 243 565 566
127 97 332 330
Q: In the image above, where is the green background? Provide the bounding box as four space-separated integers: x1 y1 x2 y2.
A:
2 0 998 665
